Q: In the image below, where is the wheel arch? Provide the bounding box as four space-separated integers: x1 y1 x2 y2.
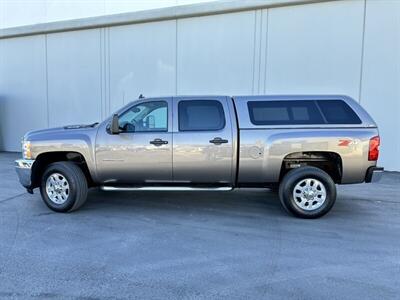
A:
31 151 95 189
279 151 343 183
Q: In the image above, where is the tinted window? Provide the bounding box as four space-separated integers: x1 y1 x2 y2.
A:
248 101 324 125
179 100 225 131
317 100 361 124
119 101 168 132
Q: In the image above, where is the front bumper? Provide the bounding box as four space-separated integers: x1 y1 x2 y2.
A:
365 166 384 183
15 159 35 190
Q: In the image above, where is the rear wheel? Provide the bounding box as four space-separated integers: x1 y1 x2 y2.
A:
279 167 336 218
40 162 88 212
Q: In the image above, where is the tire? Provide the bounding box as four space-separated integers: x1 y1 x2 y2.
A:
40 161 88 213
278 166 336 219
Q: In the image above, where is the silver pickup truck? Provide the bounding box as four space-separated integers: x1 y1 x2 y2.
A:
15 95 383 218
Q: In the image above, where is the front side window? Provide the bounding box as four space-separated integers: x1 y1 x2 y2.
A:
118 101 168 132
178 100 225 131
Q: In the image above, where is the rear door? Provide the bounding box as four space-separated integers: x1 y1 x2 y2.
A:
172 96 234 184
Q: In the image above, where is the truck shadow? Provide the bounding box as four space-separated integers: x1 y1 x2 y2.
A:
78 186 385 221
83 188 284 217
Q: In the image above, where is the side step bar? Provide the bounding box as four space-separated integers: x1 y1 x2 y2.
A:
100 186 233 192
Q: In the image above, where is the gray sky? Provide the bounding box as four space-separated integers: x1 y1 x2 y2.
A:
0 0 216 29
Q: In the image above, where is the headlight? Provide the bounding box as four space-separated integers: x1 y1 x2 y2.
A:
22 140 32 159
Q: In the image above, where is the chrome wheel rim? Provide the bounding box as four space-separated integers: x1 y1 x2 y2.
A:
46 173 70 204
292 178 326 211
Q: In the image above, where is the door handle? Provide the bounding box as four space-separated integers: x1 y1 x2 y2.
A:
209 137 228 145
150 138 168 146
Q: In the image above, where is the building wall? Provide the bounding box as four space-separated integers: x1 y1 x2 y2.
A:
0 0 399 170
360 0 400 173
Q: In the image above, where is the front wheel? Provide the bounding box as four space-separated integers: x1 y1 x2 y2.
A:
40 162 88 213
279 167 336 219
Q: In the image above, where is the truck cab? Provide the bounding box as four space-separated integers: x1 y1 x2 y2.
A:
95 96 236 186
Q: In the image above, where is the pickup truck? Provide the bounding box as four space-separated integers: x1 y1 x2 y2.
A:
15 95 383 218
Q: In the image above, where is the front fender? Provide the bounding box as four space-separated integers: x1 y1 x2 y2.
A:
29 131 98 183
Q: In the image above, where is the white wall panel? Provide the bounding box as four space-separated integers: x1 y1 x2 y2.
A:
47 29 102 127
109 20 176 113
361 0 400 171
177 11 255 94
265 0 364 99
0 35 47 151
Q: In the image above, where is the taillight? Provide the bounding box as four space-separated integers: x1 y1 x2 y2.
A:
368 136 380 161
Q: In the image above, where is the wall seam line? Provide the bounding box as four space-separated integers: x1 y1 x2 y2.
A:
107 27 111 114
264 8 269 94
358 0 367 104
99 29 103 120
105 28 108 114
252 10 257 95
175 20 178 95
258 10 263 94
172 19 178 181
45 34 49 127
105 28 108 115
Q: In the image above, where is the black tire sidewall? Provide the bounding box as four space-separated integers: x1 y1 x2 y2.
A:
40 163 80 212
279 167 336 218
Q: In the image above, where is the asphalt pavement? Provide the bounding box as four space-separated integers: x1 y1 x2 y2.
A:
0 152 399 299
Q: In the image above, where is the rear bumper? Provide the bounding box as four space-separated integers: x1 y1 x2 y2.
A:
365 166 384 183
15 159 35 190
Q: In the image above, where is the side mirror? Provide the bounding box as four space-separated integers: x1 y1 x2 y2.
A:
110 114 120 134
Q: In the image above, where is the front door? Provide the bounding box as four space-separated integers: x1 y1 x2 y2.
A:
172 96 234 184
95 98 172 184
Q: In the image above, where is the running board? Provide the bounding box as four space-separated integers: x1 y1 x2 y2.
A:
100 186 233 192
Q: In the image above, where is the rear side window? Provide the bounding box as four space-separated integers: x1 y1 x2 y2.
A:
317 100 362 124
179 100 225 131
247 101 324 125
